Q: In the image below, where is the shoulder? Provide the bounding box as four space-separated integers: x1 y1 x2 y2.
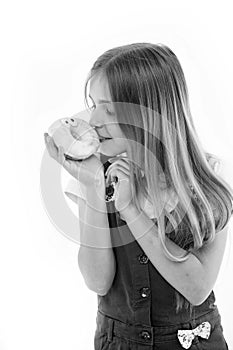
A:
206 153 221 173
206 153 229 181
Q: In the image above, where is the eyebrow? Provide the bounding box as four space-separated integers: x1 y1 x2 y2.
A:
89 94 111 104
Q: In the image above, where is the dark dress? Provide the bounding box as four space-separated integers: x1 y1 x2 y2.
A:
94 154 229 350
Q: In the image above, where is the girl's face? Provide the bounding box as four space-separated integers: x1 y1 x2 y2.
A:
88 73 128 157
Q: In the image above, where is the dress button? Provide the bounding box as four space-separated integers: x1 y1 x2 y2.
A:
138 254 149 264
140 287 150 298
140 330 151 340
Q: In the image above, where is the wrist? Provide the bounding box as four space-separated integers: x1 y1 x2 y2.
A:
85 176 106 198
118 203 139 221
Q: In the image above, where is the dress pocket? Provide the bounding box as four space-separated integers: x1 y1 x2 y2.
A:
195 322 228 350
94 332 130 350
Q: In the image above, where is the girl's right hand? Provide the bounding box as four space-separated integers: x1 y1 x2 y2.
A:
44 133 105 188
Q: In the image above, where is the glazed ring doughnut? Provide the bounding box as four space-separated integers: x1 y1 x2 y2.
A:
48 116 100 160
47 116 117 201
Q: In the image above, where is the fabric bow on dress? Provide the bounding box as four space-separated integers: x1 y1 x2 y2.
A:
177 321 211 349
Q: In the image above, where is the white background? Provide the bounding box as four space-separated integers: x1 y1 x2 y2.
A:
1 0 233 349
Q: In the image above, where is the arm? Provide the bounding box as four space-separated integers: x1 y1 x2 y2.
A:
119 205 229 306
77 183 116 296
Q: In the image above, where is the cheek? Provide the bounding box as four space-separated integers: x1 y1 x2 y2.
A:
114 128 126 141
114 139 128 152
108 124 127 144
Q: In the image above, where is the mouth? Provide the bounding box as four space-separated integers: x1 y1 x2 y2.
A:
99 138 112 143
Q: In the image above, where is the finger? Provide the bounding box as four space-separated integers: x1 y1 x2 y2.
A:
58 146 65 165
118 178 130 183
44 133 49 146
58 146 71 171
106 167 130 184
114 178 132 206
109 157 145 177
48 135 58 150
109 157 138 168
106 160 130 177
106 165 130 180
109 156 129 161
109 157 130 166
45 136 59 160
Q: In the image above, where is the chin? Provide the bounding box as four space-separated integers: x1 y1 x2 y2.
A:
99 144 127 157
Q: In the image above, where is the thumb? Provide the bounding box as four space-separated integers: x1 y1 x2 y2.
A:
58 146 70 171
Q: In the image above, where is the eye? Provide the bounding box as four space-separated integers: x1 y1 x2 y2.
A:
89 103 114 116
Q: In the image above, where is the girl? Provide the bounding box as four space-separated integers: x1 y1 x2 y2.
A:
44 43 233 349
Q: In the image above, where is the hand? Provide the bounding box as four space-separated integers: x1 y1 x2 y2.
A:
106 157 178 218
44 133 105 188
105 156 134 213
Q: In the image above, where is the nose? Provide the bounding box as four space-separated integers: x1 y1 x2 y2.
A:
89 122 106 138
89 110 104 129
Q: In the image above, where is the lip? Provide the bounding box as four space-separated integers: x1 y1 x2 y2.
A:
99 138 112 143
98 134 112 139
95 130 111 139
97 133 112 141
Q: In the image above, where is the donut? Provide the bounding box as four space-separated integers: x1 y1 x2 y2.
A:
48 116 100 160
47 115 118 202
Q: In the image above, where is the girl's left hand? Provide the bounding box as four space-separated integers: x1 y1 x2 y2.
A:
105 157 134 213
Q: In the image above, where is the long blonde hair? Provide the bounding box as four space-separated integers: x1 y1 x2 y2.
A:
84 43 233 314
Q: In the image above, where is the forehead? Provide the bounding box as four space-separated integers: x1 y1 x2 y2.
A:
89 73 111 100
